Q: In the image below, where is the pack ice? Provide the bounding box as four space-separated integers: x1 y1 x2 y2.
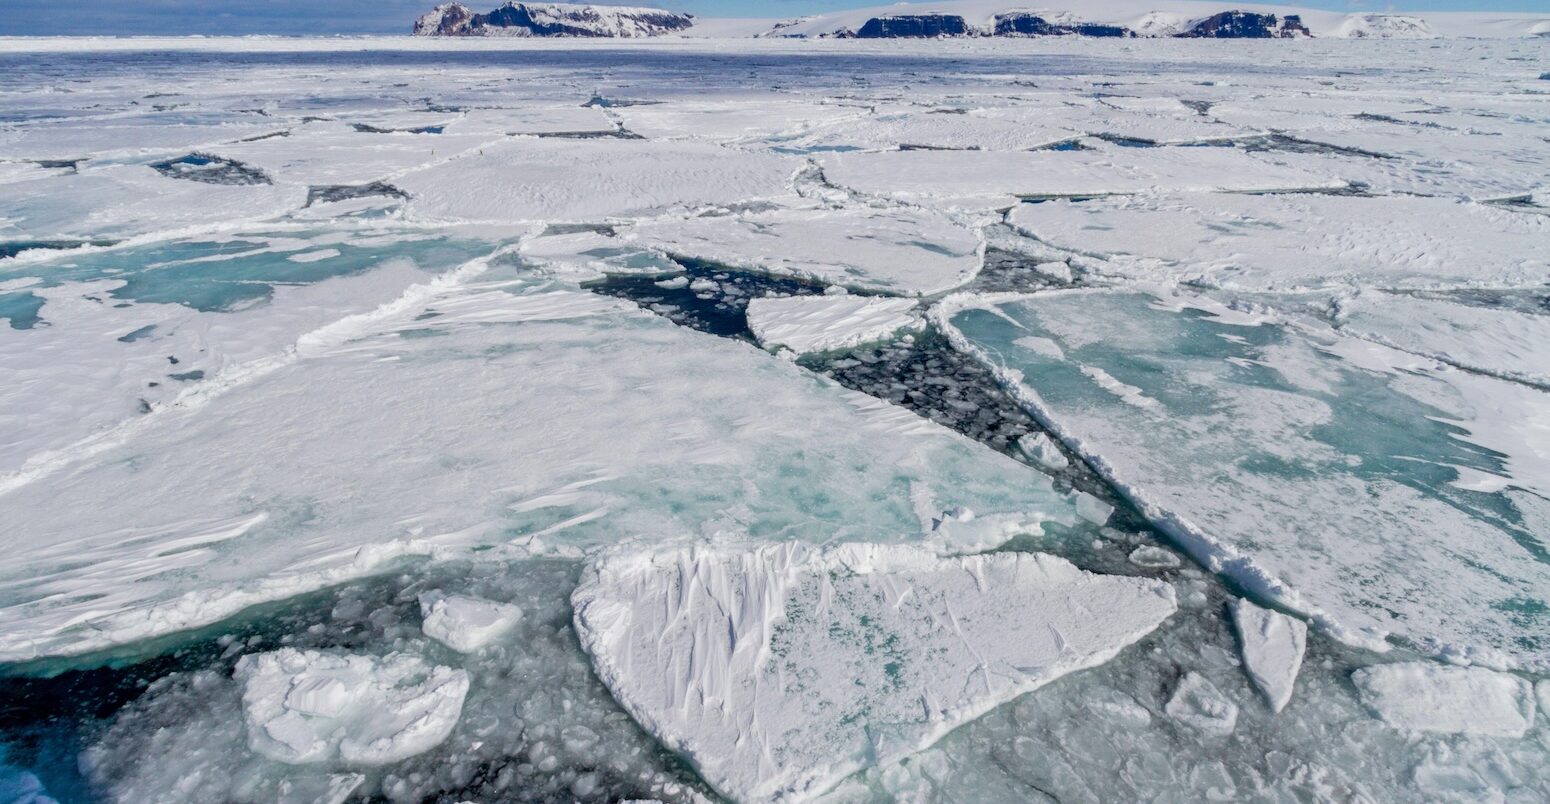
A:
572 542 1176 802
940 290 1550 667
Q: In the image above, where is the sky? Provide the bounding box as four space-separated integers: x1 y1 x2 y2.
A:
0 0 1544 36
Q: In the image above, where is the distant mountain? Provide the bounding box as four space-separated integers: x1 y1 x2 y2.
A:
411 1 1550 39
413 3 694 37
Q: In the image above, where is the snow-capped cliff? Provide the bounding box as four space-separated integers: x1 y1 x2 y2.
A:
414 3 693 37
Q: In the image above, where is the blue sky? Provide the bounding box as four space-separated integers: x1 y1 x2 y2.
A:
0 0 1543 35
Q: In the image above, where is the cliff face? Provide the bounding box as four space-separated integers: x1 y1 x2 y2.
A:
413 3 694 37
1176 11 1311 38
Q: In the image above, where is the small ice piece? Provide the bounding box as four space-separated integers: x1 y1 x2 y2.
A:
745 295 921 355
1165 672 1239 736
1016 433 1069 471
654 276 689 290
235 649 470 765
573 542 1176 803
1351 663 1535 738
1128 545 1181 569
1034 261 1073 283
1230 599 1306 713
1074 492 1114 526
419 593 524 653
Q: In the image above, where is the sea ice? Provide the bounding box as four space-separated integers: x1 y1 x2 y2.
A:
1165 672 1239 736
418 592 524 653
745 295 921 355
940 290 1550 666
1230 599 1306 713
1015 432 1068 470
572 542 1176 803
1351 663 1535 738
626 205 983 296
1333 291 1550 388
234 648 470 765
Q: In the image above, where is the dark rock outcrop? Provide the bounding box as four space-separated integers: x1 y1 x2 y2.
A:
849 14 970 38
1177 11 1311 38
414 3 694 38
993 13 1133 37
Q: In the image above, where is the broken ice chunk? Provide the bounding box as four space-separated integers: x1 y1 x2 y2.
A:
745 295 921 355
235 649 470 765
1352 663 1535 738
419 592 524 653
573 542 1176 803
1165 672 1239 736
1128 545 1181 569
1016 432 1069 471
1230 599 1306 713
1074 491 1114 526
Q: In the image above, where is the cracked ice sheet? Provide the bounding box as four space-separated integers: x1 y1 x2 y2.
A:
572 542 1176 804
1333 291 1550 389
817 146 1343 209
624 205 984 296
939 289 1550 668
396 138 799 223
0 114 282 162
208 121 505 187
747 295 921 355
608 99 866 143
0 272 1078 661
1008 192 1550 291
0 165 304 241
777 105 1078 152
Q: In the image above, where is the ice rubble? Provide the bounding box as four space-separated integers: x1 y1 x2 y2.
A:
396 138 799 222
0 274 1078 660
746 295 921 355
418 592 524 653
625 206 984 296
939 290 1550 667
1351 663 1536 738
1165 672 1239 736
572 542 1177 803
235 648 470 765
1230 599 1306 713
1008 192 1550 290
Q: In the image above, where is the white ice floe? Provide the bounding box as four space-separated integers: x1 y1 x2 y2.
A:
626 205 984 295
1352 663 1536 738
1016 432 1068 471
572 542 1176 803
745 295 921 355
610 99 863 143
939 289 1550 667
1333 291 1550 388
1074 491 1114 526
396 138 798 223
1164 672 1238 736
234 649 470 765
210 121 503 187
1009 192 1550 291
1128 545 1181 569
817 146 1342 208
1230 599 1306 713
419 593 524 653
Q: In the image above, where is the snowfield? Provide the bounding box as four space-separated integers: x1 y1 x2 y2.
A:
0 33 1548 804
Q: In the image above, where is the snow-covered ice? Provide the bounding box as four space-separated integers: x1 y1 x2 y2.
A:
746 294 921 355
572 542 1176 802
1230 599 1306 713
419 593 524 653
1352 663 1536 738
234 648 470 764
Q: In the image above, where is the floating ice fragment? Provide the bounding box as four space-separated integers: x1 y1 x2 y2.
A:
1074 491 1114 526
745 295 921 355
1230 599 1306 713
573 542 1176 803
1165 672 1239 736
1128 545 1181 569
235 649 470 765
1016 432 1068 471
1034 261 1073 283
1352 663 1535 738
419 592 524 653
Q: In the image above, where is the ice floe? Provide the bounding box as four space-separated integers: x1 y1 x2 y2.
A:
746 295 921 355
419 592 524 653
234 648 470 765
572 542 1176 802
1333 291 1550 388
1230 598 1306 713
1165 672 1239 736
940 289 1550 666
1352 662 1536 738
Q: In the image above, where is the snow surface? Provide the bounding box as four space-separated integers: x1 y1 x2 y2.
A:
1352 663 1536 738
1230 598 1306 713
572 542 1176 802
419 592 524 652
746 295 921 354
234 648 470 764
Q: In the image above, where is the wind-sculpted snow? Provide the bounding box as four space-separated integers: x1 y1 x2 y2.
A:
941 290 1550 667
572 542 1176 802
